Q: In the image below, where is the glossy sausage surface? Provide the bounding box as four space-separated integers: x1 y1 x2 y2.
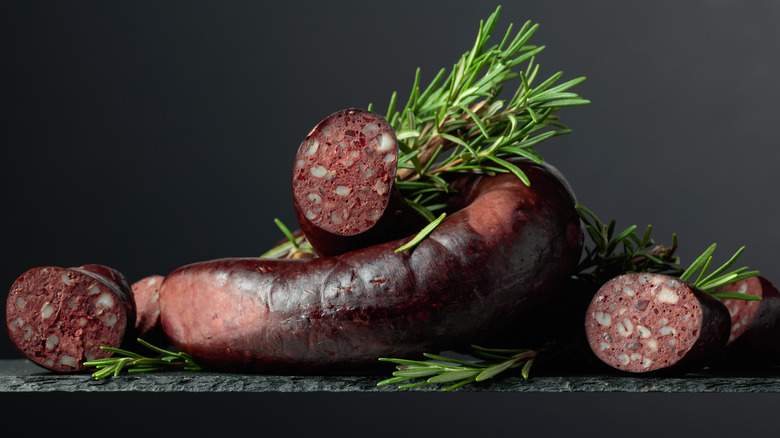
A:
160 160 583 372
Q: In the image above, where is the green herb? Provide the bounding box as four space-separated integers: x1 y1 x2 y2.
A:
679 243 760 293
377 345 537 391
83 338 203 380
383 6 588 219
575 205 682 285
394 212 447 253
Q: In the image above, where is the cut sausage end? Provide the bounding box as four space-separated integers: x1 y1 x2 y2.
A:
292 108 398 237
131 274 165 336
585 273 711 373
715 276 764 345
5 266 130 372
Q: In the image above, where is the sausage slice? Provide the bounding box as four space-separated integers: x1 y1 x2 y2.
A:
584 273 730 373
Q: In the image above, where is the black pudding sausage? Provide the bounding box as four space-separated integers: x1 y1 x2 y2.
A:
6 264 136 372
716 275 780 364
159 159 584 373
291 108 426 257
584 273 730 373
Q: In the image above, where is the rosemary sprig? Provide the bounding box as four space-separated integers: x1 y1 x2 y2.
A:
383 6 588 218
576 205 758 296
83 338 203 380
377 345 537 391
575 205 682 285
679 243 760 295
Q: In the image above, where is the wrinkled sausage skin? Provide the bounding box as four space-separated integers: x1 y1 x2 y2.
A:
160 160 583 372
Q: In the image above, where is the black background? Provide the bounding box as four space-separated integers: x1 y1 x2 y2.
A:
2 1 779 435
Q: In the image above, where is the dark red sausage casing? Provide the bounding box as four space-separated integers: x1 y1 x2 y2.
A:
131 274 165 337
160 160 584 372
716 275 780 362
6 264 136 372
291 108 426 257
585 273 730 373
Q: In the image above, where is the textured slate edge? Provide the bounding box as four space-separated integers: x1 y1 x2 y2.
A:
2 359 780 393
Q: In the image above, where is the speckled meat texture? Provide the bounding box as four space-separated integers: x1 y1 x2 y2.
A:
585 273 730 373
160 160 584 373
131 275 164 336
292 108 425 257
5 265 135 372
716 276 780 362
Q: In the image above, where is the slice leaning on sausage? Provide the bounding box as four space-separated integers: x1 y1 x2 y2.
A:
291 108 426 257
716 275 780 363
5 265 136 372
160 159 584 373
584 273 730 373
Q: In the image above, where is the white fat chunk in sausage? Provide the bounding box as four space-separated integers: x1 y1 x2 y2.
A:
61 274 72 286
642 358 653 369
593 311 611 327
363 167 374 178
16 297 26 310
95 292 115 309
8 317 22 331
600 342 611 351
375 180 388 195
383 153 395 163
637 273 653 284
659 326 677 336
334 186 352 196
636 325 652 338
310 166 327 178
617 353 630 365
104 313 118 326
622 286 635 296
655 287 679 304
330 213 342 224
40 303 54 319
307 193 323 204
617 318 634 337
59 355 78 368
376 133 394 153
362 123 378 135
45 334 59 350
88 284 100 296
304 139 319 156
646 338 658 351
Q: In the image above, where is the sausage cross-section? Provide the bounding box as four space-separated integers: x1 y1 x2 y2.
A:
5 265 135 372
292 108 425 256
160 160 584 372
584 273 730 373
716 275 780 362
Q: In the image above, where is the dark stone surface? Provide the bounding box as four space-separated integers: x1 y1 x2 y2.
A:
3 359 780 392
